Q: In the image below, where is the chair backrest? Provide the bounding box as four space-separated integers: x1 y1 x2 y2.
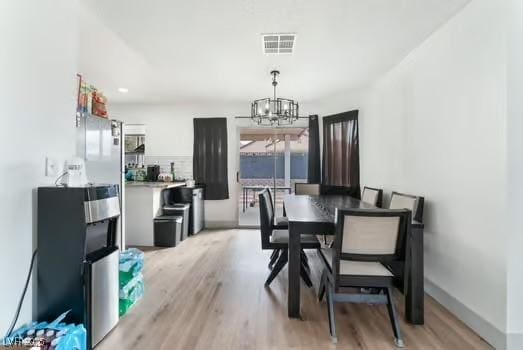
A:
389 191 424 223
331 209 411 275
361 186 383 207
258 189 273 249
295 183 321 195
265 187 275 218
321 184 361 198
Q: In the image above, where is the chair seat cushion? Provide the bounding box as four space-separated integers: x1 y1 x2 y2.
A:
270 230 320 246
270 230 289 244
319 248 393 277
274 216 288 228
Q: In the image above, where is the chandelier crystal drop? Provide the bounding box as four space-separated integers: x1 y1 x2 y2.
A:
250 70 299 126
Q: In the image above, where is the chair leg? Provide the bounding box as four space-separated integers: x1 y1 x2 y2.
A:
300 262 313 288
385 287 405 348
301 250 310 271
268 249 280 269
326 284 337 343
318 269 327 301
301 249 309 262
265 249 288 287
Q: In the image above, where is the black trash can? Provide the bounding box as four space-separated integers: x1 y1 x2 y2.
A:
162 203 190 241
154 215 182 247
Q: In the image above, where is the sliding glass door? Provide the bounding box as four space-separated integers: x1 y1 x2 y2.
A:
238 127 309 227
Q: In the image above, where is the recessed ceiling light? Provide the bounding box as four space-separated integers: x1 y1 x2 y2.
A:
118 87 129 93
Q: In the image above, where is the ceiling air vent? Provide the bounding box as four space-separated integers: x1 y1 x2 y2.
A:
262 33 296 55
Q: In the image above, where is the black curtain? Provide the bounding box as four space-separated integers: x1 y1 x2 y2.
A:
193 118 229 200
307 115 321 183
322 110 360 195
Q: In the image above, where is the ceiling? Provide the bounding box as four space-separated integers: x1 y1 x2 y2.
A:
79 0 469 104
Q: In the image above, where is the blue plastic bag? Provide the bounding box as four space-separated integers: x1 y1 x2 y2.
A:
119 248 144 287
3 310 86 350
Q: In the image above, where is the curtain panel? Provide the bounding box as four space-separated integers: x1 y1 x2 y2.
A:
322 110 360 190
193 118 229 200
307 115 321 184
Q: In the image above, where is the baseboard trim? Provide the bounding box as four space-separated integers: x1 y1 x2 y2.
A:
425 278 505 349
204 221 238 229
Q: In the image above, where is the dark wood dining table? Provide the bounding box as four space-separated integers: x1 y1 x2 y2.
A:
284 194 425 324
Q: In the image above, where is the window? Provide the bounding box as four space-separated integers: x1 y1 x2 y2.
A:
322 110 360 188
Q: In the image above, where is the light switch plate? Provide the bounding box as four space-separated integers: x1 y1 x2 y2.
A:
45 157 60 177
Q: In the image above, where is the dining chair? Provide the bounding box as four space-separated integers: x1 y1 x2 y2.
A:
320 184 361 198
264 187 288 229
361 186 383 207
259 190 320 287
294 183 328 246
318 208 411 347
295 183 321 195
389 191 424 223
262 189 289 269
295 183 332 246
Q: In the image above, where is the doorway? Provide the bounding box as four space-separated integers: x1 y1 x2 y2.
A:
238 127 309 227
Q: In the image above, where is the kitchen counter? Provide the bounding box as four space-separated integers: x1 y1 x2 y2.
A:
125 181 186 188
125 181 186 246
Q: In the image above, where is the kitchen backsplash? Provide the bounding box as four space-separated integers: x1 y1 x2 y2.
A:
145 155 193 180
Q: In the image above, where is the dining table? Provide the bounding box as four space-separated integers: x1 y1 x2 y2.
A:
284 194 425 325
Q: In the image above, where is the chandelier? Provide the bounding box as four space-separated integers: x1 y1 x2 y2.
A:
251 70 299 126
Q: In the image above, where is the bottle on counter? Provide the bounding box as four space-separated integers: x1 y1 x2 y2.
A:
170 162 176 181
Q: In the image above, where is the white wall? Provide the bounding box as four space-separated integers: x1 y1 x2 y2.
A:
0 0 79 334
312 0 509 348
506 0 523 347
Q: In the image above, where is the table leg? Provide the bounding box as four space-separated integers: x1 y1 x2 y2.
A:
288 221 301 318
405 226 424 324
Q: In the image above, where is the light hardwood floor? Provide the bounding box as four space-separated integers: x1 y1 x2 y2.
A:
98 229 492 350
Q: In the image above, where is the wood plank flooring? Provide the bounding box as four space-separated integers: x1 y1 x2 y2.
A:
98 229 492 350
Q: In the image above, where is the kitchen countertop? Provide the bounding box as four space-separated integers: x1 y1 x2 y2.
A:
125 181 186 188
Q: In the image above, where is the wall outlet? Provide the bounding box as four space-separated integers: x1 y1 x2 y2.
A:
45 157 60 177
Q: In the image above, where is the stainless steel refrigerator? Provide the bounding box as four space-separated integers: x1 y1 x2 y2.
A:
76 114 126 249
